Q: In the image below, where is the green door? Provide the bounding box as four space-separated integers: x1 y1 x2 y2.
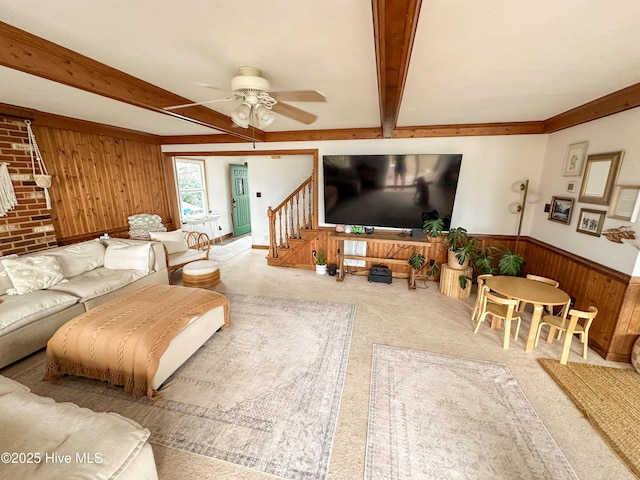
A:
230 164 251 235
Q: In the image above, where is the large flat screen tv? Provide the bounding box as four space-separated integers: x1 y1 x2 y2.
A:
323 154 463 230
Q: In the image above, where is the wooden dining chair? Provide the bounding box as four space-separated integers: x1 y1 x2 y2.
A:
534 306 598 364
471 274 493 323
526 274 560 288
518 274 560 313
474 285 522 349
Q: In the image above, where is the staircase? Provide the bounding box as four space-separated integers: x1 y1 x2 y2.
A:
267 174 319 267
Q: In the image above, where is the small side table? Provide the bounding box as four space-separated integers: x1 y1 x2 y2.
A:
439 264 472 299
182 260 221 288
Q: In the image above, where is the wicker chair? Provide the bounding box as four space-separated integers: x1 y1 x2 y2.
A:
165 231 211 274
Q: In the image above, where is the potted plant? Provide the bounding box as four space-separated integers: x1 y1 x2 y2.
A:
474 246 524 277
456 245 525 290
444 227 480 269
422 218 445 239
315 249 327 275
420 219 525 289
408 252 440 278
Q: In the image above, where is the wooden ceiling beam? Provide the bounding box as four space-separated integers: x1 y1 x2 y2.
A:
393 122 545 138
0 103 162 144
372 0 422 139
543 81 640 133
0 21 264 142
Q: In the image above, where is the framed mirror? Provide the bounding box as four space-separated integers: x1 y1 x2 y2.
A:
578 151 624 205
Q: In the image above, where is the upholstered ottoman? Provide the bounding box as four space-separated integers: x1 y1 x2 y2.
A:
182 260 221 288
45 285 230 399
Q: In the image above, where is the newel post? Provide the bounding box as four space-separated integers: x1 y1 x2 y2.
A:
267 206 277 258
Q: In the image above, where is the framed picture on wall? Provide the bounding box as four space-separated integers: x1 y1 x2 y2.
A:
562 141 588 176
548 196 574 224
578 151 624 205
566 181 578 193
576 208 606 236
608 185 640 221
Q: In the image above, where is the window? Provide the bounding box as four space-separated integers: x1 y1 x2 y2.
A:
175 159 208 218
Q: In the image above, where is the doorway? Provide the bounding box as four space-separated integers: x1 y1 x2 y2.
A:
230 163 251 236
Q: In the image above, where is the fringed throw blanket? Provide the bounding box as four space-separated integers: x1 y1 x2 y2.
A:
44 284 230 399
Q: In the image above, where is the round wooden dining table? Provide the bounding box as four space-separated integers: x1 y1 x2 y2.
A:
485 276 571 353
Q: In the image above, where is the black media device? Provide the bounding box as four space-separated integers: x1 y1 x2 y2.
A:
368 264 392 284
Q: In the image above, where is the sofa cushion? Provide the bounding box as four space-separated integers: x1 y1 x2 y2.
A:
168 248 208 267
0 386 151 480
150 229 189 254
0 290 80 335
0 375 30 395
104 242 151 274
0 255 66 295
0 260 14 295
42 240 105 278
48 267 146 303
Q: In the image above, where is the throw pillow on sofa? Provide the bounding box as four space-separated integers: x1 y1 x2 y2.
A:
103 242 151 274
0 255 66 295
41 240 106 278
149 229 189 254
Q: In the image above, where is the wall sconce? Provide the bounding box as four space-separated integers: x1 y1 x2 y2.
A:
509 179 539 252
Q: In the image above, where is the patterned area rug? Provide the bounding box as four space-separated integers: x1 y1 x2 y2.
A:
366 345 578 480
539 358 640 478
8 294 355 480
209 235 252 262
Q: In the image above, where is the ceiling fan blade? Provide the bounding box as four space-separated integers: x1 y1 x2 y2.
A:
271 102 318 125
193 82 229 92
270 90 326 102
163 97 237 111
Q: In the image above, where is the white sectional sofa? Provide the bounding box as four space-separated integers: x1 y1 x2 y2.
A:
0 238 168 368
0 375 158 479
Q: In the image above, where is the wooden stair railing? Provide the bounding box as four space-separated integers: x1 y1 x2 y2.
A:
267 175 317 259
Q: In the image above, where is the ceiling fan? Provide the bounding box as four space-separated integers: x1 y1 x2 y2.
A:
164 66 326 128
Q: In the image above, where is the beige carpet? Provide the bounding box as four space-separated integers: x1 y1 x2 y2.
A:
7 294 355 480
366 345 579 479
539 358 640 478
209 235 252 262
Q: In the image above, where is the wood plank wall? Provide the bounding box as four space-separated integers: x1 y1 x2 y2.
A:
521 238 637 362
33 125 175 244
312 228 639 362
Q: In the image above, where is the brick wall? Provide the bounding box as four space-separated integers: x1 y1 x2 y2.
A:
0 116 57 255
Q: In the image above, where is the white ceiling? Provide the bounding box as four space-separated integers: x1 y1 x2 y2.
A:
1 0 640 136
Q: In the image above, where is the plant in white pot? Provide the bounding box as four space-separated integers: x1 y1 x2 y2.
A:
315 250 327 275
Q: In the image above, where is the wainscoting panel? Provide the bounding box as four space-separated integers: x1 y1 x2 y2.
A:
314 230 639 362
522 238 636 362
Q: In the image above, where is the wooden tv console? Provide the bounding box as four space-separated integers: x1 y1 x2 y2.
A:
329 232 434 290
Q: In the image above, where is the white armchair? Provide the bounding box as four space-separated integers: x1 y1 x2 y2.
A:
150 229 211 274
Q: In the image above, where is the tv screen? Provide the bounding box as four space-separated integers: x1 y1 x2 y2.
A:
323 154 462 230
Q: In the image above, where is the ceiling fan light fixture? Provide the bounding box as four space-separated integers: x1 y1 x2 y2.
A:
254 105 275 128
231 102 251 128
